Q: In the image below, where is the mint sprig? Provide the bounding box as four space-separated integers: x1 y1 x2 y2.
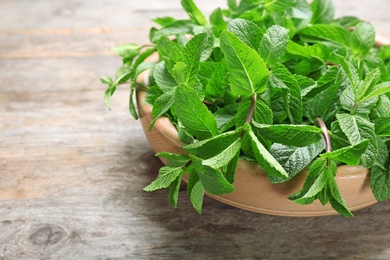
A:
103 0 390 216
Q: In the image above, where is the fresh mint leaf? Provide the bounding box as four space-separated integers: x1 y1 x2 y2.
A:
289 157 331 204
246 124 289 178
350 22 375 56
153 17 176 27
203 138 241 169
115 64 133 84
321 139 370 166
210 8 227 36
259 25 289 68
190 155 235 195
144 166 185 192
336 113 378 167
205 59 229 100
153 62 177 91
214 103 239 131
168 173 184 208
270 64 303 124
294 74 317 97
220 30 269 97
104 84 116 110
129 84 139 120
133 62 155 81
370 139 390 201
311 0 335 24
100 77 113 85
183 128 242 158
151 20 196 42
190 180 205 214
286 41 329 62
228 18 263 50
157 152 190 167
174 83 218 140
171 62 188 84
375 117 390 136
149 88 176 130
223 152 240 184
252 122 323 147
268 140 325 183
340 86 378 115
181 0 207 26
359 82 390 103
299 24 351 46
111 43 141 64
356 68 381 102
183 33 211 87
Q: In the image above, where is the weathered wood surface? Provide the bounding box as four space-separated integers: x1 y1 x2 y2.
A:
1 0 390 259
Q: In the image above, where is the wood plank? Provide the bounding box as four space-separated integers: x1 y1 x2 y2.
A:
1 0 390 259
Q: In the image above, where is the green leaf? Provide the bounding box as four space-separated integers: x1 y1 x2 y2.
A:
251 122 323 147
268 140 325 183
151 20 196 42
356 68 381 102
149 88 176 130
220 30 269 97
100 77 113 85
370 140 390 201
104 85 116 110
326 169 354 217
375 117 390 136
144 166 185 192
183 33 211 87
259 25 289 68
203 139 241 169
286 41 329 62
304 70 343 122
336 113 378 167
171 62 188 84
174 84 218 140
311 0 335 24
321 139 370 166
181 0 207 26
223 152 240 184
299 24 351 46
133 62 155 80
129 84 139 120
269 65 303 124
111 43 141 63
157 152 190 167
190 155 235 195
289 157 331 204
152 16 176 27
359 82 390 103
115 64 133 84
183 128 242 158
247 125 289 178
153 62 177 91
210 8 227 36
294 74 317 97
188 176 205 214
350 22 375 56
205 59 228 100
130 47 157 80
228 18 263 50
168 173 183 208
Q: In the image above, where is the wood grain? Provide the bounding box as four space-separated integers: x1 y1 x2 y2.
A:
1 0 390 259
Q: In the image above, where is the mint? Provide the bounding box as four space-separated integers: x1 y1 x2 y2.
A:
103 0 390 216
220 30 269 97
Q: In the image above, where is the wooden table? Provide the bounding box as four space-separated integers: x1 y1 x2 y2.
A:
1 1 390 259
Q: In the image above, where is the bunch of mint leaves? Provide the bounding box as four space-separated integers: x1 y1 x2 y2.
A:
102 0 390 216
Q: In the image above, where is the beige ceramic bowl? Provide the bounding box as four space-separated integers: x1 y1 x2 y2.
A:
136 90 377 217
135 37 390 216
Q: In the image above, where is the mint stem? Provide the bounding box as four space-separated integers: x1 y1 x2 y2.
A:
246 94 257 124
316 118 331 153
